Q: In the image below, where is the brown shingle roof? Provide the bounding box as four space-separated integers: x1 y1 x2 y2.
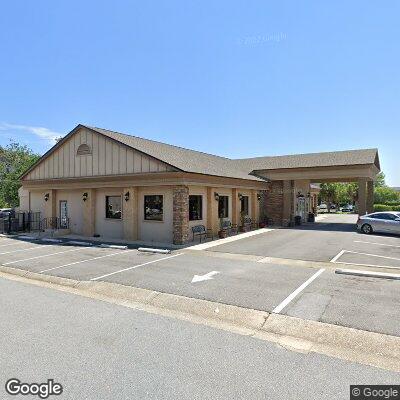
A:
85 126 263 181
86 126 380 178
21 124 380 181
235 148 380 171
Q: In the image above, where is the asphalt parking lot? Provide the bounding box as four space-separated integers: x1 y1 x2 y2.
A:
1 215 400 337
206 214 400 266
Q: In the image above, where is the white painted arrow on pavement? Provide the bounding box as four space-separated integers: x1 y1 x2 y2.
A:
191 271 220 283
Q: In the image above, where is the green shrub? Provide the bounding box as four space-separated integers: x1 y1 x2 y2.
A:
374 204 400 212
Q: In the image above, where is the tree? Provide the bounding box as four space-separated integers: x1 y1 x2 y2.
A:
374 172 386 188
346 183 358 205
0 142 40 208
319 183 340 212
374 186 400 204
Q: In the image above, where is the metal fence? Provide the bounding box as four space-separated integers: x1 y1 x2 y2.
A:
0 212 42 234
42 217 70 230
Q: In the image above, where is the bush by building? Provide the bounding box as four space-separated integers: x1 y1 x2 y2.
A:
373 204 400 212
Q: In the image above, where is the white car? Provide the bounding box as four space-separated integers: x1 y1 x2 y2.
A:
357 211 400 235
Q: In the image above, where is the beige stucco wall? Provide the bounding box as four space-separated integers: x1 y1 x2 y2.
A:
138 186 174 243
94 189 124 239
188 186 208 236
56 190 84 234
30 191 46 216
24 127 174 181
211 187 233 233
237 189 253 220
21 181 261 243
18 187 30 211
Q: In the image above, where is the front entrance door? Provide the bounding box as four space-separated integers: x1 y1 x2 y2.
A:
59 201 68 229
296 196 306 221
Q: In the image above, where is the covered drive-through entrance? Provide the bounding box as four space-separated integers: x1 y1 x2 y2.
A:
240 148 381 226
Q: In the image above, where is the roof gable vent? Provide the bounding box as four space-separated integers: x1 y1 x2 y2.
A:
77 144 92 156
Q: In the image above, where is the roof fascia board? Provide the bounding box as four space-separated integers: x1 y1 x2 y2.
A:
20 171 267 190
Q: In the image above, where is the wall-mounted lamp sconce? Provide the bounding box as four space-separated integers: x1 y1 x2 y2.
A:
44 193 50 202
124 191 130 202
238 193 243 201
82 192 88 202
214 192 219 201
257 193 262 201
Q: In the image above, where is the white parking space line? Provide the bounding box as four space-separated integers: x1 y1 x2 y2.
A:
0 245 50 255
330 249 400 270
354 240 400 249
3 247 84 265
330 250 345 263
188 229 274 250
39 249 138 273
90 253 184 281
341 250 400 262
272 268 325 314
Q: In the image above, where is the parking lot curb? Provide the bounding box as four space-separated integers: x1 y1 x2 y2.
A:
259 314 400 373
0 264 399 373
335 268 400 280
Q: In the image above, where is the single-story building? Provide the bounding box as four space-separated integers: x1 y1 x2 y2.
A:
18 124 380 244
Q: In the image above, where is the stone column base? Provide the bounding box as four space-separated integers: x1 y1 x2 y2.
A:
173 186 189 245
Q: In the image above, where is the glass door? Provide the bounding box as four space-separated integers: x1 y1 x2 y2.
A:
59 201 68 229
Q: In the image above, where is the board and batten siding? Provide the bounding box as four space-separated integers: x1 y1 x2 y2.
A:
24 128 174 181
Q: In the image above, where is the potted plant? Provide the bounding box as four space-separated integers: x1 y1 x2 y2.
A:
258 217 267 228
239 211 250 232
218 217 228 238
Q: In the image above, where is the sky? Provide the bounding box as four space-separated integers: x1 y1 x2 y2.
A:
0 1 399 185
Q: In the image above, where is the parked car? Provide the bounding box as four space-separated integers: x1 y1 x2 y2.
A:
357 211 400 235
0 208 15 218
318 204 328 212
340 204 353 212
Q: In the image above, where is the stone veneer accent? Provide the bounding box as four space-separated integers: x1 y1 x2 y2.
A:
258 189 269 223
173 185 189 245
263 181 284 225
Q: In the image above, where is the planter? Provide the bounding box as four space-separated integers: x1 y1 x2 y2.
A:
218 229 228 239
239 225 251 233
259 222 266 228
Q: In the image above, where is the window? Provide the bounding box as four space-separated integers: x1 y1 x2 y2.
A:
189 195 202 221
106 196 122 219
381 213 398 221
370 213 393 220
144 195 163 221
218 196 229 218
77 144 92 156
240 196 249 215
